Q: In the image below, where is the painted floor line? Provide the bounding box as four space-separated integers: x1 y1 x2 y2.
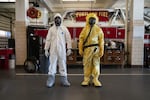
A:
16 73 150 76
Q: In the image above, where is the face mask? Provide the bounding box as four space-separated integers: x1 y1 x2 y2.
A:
89 17 96 26
55 16 61 26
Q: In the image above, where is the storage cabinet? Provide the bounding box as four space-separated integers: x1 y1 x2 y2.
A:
67 49 82 65
103 49 125 65
67 48 125 65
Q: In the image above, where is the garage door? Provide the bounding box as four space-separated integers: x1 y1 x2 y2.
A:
0 15 11 31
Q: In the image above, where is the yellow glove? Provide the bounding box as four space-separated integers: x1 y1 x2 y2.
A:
79 49 83 56
99 51 104 58
78 40 83 56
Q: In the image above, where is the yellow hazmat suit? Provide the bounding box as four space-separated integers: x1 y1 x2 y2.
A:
78 13 104 87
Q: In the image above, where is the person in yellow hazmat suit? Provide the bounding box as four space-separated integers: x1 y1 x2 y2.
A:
78 13 104 87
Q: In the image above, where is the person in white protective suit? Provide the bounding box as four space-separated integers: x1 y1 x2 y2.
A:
44 13 72 88
78 13 104 87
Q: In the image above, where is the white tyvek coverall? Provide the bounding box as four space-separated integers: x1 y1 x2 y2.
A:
78 13 104 87
44 14 72 76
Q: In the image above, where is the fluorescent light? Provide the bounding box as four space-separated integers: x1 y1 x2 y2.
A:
0 0 15 2
78 0 95 1
62 0 77 1
62 0 95 1
9 0 15 2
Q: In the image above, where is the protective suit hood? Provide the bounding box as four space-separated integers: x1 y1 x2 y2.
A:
54 13 63 26
86 13 98 27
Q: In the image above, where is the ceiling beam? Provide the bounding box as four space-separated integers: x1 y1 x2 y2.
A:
105 0 119 8
53 3 104 8
145 3 150 7
41 0 55 12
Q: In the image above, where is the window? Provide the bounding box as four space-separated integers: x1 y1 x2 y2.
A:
0 30 11 38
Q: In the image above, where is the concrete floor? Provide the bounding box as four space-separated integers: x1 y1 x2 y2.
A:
0 67 150 100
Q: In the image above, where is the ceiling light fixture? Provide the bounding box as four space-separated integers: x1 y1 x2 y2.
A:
62 0 95 1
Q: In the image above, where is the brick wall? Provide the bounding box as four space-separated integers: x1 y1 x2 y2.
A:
15 21 27 65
